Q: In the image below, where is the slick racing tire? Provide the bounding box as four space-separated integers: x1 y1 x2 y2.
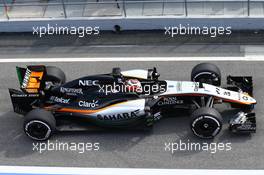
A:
24 109 56 141
191 63 221 86
190 107 223 139
46 66 66 85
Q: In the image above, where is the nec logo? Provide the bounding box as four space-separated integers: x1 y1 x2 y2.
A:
79 80 99 86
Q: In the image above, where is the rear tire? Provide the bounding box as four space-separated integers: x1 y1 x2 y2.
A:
191 63 221 86
46 66 66 85
190 107 223 139
24 109 56 141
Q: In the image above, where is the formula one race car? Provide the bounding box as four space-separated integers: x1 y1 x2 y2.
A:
9 63 257 141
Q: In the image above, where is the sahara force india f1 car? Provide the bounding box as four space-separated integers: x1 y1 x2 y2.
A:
9 63 257 141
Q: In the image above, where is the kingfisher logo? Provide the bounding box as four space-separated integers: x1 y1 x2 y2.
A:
60 87 83 95
97 109 140 121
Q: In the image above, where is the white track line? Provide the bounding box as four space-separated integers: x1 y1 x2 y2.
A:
0 56 264 62
0 166 262 175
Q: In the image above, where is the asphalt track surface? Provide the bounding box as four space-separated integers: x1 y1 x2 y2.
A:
0 61 263 169
0 31 264 58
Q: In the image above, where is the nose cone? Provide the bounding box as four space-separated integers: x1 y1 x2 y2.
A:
242 94 257 104
250 97 257 104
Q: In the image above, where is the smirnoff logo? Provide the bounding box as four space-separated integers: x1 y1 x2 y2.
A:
21 68 31 89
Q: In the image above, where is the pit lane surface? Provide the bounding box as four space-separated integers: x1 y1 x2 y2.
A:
0 61 263 169
0 31 264 58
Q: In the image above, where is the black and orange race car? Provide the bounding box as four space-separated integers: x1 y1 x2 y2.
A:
9 63 256 141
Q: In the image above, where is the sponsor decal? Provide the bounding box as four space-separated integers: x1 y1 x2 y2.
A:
21 68 31 89
224 91 231 96
215 87 232 97
154 112 162 121
216 87 221 95
11 94 39 98
60 87 83 95
97 109 140 121
98 82 166 96
79 80 99 86
242 96 249 101
50 96 70 104
194 82 199 92
158 97 184 106
12 94 28 97
20 68 44 93
237 124 256 131
176 82 182 91
79 100 99 108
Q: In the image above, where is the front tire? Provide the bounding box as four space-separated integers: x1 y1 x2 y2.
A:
24 109 56 141
191 63 221 86
190 107 223 139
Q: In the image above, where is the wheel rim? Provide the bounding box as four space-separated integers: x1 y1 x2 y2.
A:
192 116 221 138
25 120 51 140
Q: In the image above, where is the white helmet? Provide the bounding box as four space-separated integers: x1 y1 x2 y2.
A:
125 79 142 93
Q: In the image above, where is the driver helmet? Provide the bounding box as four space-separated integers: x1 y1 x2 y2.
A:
125 79 142 93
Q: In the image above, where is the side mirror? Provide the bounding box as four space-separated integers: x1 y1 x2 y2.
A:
112 67 121 77
152 67 160 80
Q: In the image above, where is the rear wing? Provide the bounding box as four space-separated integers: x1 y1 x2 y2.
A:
16 65 46 94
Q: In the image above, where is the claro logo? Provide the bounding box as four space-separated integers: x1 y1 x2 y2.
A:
97 109 140 121
79 100 99 108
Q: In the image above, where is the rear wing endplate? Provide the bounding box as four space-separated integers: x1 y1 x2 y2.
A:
16 65 46 94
